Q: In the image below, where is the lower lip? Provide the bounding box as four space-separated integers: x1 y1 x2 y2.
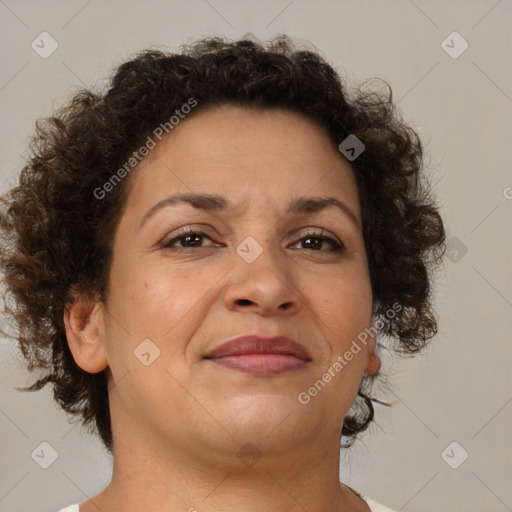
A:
207 354 308 375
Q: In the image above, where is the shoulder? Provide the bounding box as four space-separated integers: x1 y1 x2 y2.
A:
55 505 80 512
361 495 398 512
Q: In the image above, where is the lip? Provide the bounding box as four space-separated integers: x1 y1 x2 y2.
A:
204 335 311 375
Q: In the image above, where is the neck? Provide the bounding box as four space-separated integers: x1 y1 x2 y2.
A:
84 424 368 511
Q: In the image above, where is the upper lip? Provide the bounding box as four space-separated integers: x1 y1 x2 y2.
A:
205 335 311 362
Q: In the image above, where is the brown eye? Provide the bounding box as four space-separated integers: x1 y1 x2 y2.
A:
161 230 217 250
292 230 344 252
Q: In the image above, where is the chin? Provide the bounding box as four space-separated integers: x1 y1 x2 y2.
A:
218 395 313 442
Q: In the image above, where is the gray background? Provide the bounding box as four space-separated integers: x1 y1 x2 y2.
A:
0 1 511 511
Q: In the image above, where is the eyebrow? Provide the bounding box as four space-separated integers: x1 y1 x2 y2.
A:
139 192 360 229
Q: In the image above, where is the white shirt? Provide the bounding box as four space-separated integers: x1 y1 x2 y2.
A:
56 496 397 511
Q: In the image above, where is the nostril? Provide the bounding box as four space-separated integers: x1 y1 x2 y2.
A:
237 299 253 306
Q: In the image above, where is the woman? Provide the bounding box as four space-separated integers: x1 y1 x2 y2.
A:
0 35 445 511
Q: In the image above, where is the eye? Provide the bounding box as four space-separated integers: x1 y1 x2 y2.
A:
160 228 218 250
160 227 344 253
291 229 344 252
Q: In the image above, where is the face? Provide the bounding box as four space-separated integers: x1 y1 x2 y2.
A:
81 105 379 461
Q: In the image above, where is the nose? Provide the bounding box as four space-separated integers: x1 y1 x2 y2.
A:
223 240 301 316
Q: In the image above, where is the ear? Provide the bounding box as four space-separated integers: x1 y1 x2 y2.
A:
63 289 109 373
364 318 381 376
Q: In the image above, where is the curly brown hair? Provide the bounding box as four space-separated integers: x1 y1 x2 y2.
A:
0 34 445 455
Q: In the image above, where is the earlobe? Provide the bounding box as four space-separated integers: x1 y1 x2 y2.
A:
365 351 381 376
63 291 109 373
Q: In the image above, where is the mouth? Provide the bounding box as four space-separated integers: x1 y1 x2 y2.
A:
204 335 311 376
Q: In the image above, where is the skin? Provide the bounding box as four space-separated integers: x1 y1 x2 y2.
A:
65 105 381 512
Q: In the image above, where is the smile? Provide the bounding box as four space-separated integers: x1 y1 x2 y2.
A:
206 353 310 375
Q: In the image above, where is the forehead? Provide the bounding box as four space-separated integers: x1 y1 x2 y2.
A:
124 105 360 220
164 105 337 163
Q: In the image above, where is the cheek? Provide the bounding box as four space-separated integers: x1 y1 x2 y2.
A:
102 259 226 387
312 264 373 332
306 263 374 387
110 258 213 338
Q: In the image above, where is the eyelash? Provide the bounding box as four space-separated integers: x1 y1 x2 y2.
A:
160 227 344 253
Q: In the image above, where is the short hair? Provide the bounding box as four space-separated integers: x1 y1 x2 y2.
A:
0 35 446 454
